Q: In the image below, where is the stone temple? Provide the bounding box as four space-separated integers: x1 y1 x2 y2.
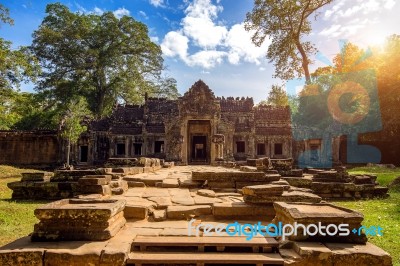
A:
0 80 295 167
87 80 292 165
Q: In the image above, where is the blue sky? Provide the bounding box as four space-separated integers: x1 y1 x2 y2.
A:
1 0 399 102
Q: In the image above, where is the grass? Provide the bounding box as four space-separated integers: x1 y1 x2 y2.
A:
0 165 45 247
0 165 399 265
334 166 400 266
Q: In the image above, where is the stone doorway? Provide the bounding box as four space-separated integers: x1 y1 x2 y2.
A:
80 146 88 163
191 135 207 162
187 120 211 164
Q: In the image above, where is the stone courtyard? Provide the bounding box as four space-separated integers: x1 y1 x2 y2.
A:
0 161 393 266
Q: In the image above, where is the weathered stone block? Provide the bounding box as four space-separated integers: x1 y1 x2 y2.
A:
166 205 212 219
282 177 313 188
81 185 112 195
78 177 109 186
326 242 392 266
32 199 126 241
244 191 322 204
242 184 284 196
124 205 148 219
273 202 366 243
213 202 275 217
21 172 52 182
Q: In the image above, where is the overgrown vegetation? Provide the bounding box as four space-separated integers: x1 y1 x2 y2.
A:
335 166 400 266
0 166 45 247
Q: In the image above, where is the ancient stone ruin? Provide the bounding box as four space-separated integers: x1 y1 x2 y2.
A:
0 156 393 265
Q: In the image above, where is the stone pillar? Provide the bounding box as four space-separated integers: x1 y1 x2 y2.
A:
212 134 225 161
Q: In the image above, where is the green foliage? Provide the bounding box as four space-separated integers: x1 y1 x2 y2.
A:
0 4 13 26
32 3 174 118
245 0 333 82
60 97 91 143
266 85 289 106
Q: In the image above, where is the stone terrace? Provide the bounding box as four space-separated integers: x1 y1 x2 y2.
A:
0 165 393 266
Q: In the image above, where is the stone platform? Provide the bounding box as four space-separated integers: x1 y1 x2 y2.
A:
1 165 393 265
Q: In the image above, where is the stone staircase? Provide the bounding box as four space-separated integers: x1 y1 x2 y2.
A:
127 236 284 266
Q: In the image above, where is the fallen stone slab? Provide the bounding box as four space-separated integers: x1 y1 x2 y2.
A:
244 191 322 204
272 202 366 243
213 202 275 217
281 177 313 188
325 242 392 265
147 197 172 209
125 205 149 220
242 184 285 196
171 195 195 206
271 180 290 190
179 179 203 188
161 178 179 188
197 189 216 198
167 205 212 219
193 195 223 205
240 166 259 172
192 171 267 182
126 181 146 187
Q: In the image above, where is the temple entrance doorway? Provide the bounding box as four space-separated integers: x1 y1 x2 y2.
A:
188 120 211 164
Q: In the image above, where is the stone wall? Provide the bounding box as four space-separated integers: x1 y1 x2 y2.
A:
0 130 59 167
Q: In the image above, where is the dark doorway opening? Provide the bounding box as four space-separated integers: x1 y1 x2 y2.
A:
191 135 207 162
154 141 164 153
134 144 142 155
116 143 125 156
80 146 88 163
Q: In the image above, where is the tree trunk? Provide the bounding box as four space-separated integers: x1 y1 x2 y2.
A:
295 39 311 84
66 128 71 168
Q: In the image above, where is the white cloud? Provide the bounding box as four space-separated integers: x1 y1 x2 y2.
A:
149 0 165 8
225 23 269 65
384 0 396 9
139 11 148 19
160 0 269 69
93 7 104 15
182 0 227 48
161 31 189 60
186 50 226 68
113 7 130 18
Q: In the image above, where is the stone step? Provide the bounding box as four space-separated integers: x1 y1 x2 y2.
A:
131 236 279 253
127 251 284 265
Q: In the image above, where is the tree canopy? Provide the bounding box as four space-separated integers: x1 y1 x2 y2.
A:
245 0 333 83
32 3 178 119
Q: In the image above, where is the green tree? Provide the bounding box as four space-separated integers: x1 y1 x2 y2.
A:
32 3 175 118
266 85 289 106
60 98 91 168
0 4 40 129
245 0 334 83
0 4 13 25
